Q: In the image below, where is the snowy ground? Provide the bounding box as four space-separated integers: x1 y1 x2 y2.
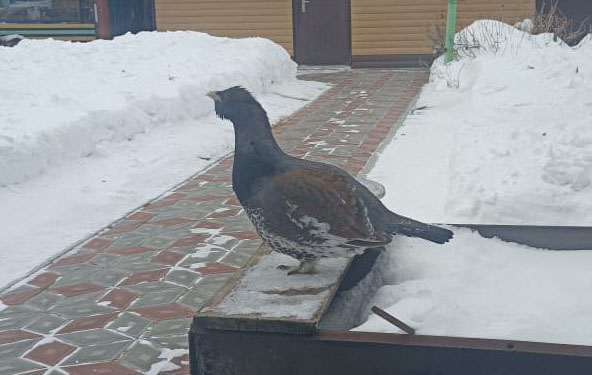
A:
357 21 592 345
369 20 592 225
354 228 592 346
0 32 326 289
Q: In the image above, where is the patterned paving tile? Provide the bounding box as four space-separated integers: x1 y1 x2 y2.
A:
61 341 131 366
63 361 140 375
0 330 41 345
0 69 429 374
57 313 118 334
24 340 76 366
107 312 150 338
56 328 131 346
120 341 161 373
0 339 39 362
132 303 194 321
25 314 68 335
0 357 45 375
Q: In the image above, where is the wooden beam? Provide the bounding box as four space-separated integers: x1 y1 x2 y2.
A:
95 0 111 39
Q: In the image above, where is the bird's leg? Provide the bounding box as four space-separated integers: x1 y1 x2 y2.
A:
287 259 318 275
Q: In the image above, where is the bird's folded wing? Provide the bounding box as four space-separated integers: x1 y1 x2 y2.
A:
270 169 384 243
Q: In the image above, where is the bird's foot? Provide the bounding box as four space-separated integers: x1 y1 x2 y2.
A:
286 259 318 275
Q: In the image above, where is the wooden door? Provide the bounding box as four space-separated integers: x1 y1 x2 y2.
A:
293 0 351 65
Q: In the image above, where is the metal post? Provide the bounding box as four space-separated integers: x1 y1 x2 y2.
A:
444 0 458 63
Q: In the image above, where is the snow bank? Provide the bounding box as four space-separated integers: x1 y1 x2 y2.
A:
354 228 592 346
0 31 296 186
370 20 592 225
0 33 327 289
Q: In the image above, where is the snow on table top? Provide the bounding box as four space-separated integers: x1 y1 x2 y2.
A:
215 253 350 320
354 227 592 346
369 20 592 225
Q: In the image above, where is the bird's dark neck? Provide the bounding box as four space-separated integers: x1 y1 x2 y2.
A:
230 109 285 204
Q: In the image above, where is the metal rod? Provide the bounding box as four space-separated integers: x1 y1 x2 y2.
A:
371 306 415 335
444 0 458 63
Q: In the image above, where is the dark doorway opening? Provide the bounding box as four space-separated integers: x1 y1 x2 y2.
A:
108 0 155 37
292 0 351 65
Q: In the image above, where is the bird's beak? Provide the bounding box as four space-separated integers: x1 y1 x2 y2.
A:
207 91 220 101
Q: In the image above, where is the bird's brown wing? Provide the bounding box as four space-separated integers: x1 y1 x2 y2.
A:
270 168 390 245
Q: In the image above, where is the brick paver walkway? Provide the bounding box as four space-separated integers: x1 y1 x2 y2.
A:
0 69 428 375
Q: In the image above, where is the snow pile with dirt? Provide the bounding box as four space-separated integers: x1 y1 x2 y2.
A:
356 21 592 345
354 228 592 346
0 32 327 288
370 20 592 225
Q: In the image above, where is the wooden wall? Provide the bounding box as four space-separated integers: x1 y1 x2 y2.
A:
154 0 293 53
351 0 536 56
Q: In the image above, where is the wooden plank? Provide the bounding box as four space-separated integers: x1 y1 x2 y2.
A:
351 0 535 56
154 0 293 52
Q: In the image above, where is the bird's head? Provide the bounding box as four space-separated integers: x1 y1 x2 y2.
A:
207 86 266 124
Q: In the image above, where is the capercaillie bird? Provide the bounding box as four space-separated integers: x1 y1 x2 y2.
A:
207 87 453 275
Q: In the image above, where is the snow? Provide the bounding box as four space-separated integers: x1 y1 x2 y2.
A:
369 20 592 225
356 21 592 345
146 348 188 375
354 228 592 346
216 253 349 320
0 32 327 289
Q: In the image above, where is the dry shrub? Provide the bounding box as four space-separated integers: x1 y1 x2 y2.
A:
532 1 590 46
426 24 446 58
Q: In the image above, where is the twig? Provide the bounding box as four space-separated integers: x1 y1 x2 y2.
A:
371 306 416 335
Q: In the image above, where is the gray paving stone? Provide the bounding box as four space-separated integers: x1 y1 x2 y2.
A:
233 240 262 255
57 328 131 346
53 291 104 308
145 318 191 338
130 289 183 308
0 358 44 375
151 335 189 350
142 236 176 248
108 312 150 338
0 306 37 318
51 302 114 319
49 263 97 275
221 250 253 268
114 262 165 273
61 340 131 366
117 251 159 265
25 314 68 334
24 291 64 310
0 339 39 361
197 274 233 291
0 313 37 331
109 235 146 250
165 269 200 287
91 269 128 287
206 236 238 251
90 253 120 267
120 341 162 372
177 288 214 310
128 225 161 237
124 281 185 295
180 249 226 265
